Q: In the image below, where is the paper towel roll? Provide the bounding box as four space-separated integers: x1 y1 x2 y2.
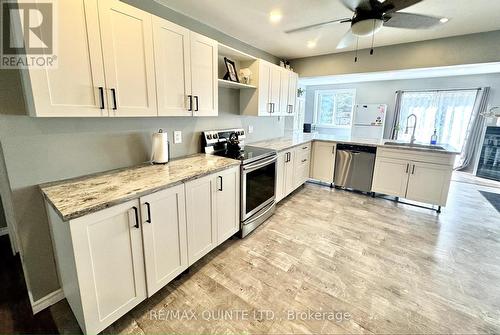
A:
151 129 169 164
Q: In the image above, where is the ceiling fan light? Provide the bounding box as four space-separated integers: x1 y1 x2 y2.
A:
351 19 383 37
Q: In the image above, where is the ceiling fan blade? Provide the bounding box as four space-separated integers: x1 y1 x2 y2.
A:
336 29 356 49
384 12 443 29
285 18 351 34
382 0 422 14
340 0 371 12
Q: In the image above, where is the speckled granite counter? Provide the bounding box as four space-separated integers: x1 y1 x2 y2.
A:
250 132 460 154
41 154 240 221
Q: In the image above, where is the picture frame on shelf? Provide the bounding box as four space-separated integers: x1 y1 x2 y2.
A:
223 57 239 82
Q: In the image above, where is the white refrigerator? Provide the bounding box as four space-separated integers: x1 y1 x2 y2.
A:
351 104 387 141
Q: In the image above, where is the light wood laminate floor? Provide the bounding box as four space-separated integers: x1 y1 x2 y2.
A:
49 179 500 334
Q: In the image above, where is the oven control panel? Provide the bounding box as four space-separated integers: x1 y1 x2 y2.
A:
203 128 246 150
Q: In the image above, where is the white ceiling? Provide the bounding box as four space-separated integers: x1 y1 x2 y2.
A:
155 0 500 59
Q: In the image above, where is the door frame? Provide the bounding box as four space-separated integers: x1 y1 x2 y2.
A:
0 143 19 255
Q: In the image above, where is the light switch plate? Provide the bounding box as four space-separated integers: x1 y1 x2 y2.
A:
174 131 182 144
248 125 254 134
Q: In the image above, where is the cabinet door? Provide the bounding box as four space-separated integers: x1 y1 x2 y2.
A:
69 200 146 334
269 65 282 115
25 0 106 117
185 174 217 265
152 16 192 117
98 0 157 117
278 69 289 116
371 157 410 197
190 32 218 116
311 142 336 183
284 150 296 196
293 145 311 189
276 152 286 202
287 72 298 115
141 185 188 297
214 167 240 244
406 162 453 206
258 61 272 116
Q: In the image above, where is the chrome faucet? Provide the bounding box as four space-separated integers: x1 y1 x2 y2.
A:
405 114 417 145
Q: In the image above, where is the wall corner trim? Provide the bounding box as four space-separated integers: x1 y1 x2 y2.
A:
31 289 65 315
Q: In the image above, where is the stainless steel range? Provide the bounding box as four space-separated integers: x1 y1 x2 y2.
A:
203 128 277 237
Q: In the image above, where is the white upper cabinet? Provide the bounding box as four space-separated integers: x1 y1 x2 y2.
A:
22 0 106 117
269 65 282 115
278 69 289 116
152 17 192 117
98 0 157 117
190 32 218 116
140 185 188 297
240 60 298 117
287 72 298 115
257 61 272 115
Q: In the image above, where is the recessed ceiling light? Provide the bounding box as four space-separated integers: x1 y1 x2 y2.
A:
377 0 386 3
269 10 282 24
307 40 317 49
440 17 449 23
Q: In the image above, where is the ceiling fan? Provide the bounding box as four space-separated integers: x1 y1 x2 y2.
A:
285 0 447 51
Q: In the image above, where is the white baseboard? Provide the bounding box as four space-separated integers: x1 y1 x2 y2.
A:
31 289 65 314
0 227 8 237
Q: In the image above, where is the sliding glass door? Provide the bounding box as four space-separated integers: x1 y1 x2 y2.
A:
395 89 478 151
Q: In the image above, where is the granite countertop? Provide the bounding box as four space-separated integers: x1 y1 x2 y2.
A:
41 154 240 221
250 132 461 154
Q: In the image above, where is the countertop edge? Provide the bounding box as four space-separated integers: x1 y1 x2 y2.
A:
41 159 241 222
252 137 460 155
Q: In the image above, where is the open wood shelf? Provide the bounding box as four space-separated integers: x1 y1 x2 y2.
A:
218 79 256 89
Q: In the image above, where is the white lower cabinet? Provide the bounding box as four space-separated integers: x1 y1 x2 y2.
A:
276 144 311 203
46 167 239 334
372 149 454 206
140 185 188 297
310 141 336 184
47 200 147 334
185 166 240 265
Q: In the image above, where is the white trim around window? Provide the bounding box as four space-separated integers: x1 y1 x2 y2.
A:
313 89 356 128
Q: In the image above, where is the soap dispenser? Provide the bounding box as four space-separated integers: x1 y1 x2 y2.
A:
430 129 438 145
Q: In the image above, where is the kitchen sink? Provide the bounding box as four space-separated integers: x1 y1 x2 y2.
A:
384 142 445 150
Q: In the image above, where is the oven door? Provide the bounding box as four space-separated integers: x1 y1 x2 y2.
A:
241 155 277 221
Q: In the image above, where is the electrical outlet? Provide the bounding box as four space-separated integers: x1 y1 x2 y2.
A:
248 125 254 134
174 131 182 144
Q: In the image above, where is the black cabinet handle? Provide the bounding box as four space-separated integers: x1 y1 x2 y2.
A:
412 165 416 175
218 176 223 191
406 163 409 174
145 202 152 224
132 206 140 229
98 87 105 110
111 88 117 110
194 96 199 112
302 159 307 163
188 95 193 111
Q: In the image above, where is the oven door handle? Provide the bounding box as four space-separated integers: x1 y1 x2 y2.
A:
242 155 277 172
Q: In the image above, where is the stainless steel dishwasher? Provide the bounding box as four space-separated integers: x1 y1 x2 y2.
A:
334 144 377 193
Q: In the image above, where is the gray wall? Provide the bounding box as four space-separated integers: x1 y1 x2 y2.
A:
0 1 282 302
304 73 500 140
291 31 500 78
